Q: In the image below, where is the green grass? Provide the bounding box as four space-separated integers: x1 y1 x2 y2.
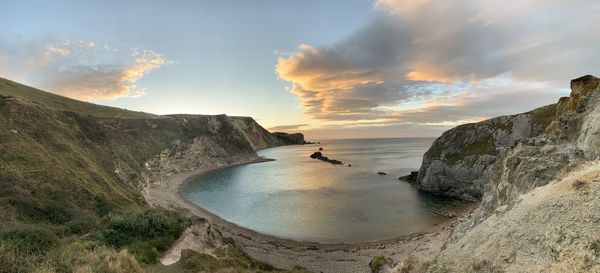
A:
531 104 557 126
101 209 187 264
0 209 186 273
0 225 58 255
0 77 310 272
0 77 155 119
445 134 496 165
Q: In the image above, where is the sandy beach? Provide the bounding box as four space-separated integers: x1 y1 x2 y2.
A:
144 156 472 273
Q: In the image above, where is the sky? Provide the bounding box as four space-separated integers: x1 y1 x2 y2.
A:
1 0 599 140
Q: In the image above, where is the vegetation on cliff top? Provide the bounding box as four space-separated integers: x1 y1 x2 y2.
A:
0 77 311 273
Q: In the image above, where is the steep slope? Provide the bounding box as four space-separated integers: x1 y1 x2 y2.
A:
0 77 308 273
414 104 555 201
399 75 600 272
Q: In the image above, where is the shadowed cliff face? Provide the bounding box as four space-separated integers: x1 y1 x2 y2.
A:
403 75 600 273
415 75 600 202
414 103 556 201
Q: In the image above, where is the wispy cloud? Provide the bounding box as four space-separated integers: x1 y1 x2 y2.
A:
268 123 309 132
0 36 171 100
276 0 600 130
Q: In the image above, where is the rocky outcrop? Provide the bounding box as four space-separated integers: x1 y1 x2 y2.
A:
402 75 600 272
414 104 556 201
271 132 308 145
229 117 307 149
135 116 307 188
398 171 419 182
415 75 600 206
473 75 600 217
309 151 343 165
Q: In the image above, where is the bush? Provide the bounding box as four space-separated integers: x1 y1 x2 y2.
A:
100 209 186 264
94 196 111 217
0 225 58 255
11 198 74 225
588 239 600 256
64 217 95 235
471 260 503 273
369 256 392 273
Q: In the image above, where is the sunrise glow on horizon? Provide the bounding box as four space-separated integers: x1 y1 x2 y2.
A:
2 0 599 139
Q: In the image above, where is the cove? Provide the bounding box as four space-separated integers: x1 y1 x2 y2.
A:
183 138 466 243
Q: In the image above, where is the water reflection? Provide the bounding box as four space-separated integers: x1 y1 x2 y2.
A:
184 138 468 243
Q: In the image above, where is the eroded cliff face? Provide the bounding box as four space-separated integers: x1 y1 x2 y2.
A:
230 116 306 150
139 115 307 190
402 75 600 272
140 115 297 187
415 75 600 203
476 75 600 216
0 76 304 227
414 104 555 201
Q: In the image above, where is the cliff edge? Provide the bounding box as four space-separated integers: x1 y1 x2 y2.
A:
400 75 600 272
0 77 309 272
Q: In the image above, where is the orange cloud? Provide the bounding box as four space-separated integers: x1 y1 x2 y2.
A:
405 70 456 83
276 44 383 92
0 37 172 101
52 49 170 101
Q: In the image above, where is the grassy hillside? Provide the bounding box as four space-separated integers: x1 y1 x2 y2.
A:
0 77 310 273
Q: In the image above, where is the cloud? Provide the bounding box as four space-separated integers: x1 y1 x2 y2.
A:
0 36 171 100
276 0 600 130
268 123 309 132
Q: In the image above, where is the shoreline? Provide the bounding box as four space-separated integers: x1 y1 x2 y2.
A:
144 155 475 272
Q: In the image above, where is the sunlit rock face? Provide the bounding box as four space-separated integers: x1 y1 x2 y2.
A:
414 104 555 201
408 76 600 272
414 75 600 204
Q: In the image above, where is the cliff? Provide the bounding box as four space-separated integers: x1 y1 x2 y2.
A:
400 75 600 272
0 77 308 273
414 104 556 201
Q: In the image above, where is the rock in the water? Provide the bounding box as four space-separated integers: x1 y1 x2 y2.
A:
377 172 387 175
398 171 418 182
309 151 343 165
347 164 352 167
319 147 323 151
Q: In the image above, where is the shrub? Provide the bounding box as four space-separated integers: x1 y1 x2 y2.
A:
471 260 503 273
572 179 589 192
11 198 74 225
588 239 600 256
64 218 95 235
0 225 58 255
94 196 111 217
369 256 392 273
100 209 186 264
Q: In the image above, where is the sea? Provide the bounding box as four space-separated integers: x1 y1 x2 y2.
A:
183 138 466 243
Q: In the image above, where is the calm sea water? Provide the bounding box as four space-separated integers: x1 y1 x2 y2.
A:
183 138 465 243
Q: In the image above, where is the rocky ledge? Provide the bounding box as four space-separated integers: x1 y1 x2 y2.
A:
271 132 310 145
